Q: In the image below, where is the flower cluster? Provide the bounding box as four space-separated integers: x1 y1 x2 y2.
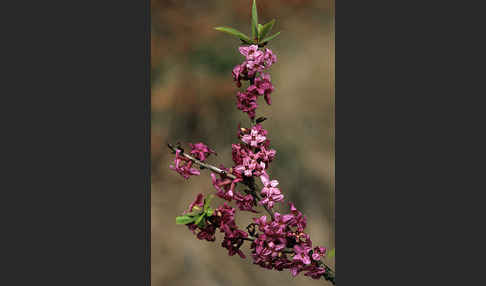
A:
215 203 249 258
170 143 215 179
185 194 218 242
170 38 334 283
250 204 328 279
169 149 200 180
233 45 277 119
189 142 216 161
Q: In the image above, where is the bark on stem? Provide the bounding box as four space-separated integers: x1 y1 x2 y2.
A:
167 143 275 220
167 143 237 180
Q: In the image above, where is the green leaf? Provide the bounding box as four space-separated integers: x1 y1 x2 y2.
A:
175 215 197 225
196 219 206 229
185 210 200 217
260 31 281 44
194 213 206 226
259 19 275 42
203 195 214 211
327 248 335 258
205 207 214 216
214 26 251 42
251 0 258 40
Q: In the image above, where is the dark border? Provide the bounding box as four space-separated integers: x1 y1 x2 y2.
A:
2 1 151 285
145 0 151 284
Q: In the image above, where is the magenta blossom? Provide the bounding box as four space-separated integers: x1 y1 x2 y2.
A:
236 91 258 119
272 212 294 234
185 193 204 214
169 149 201 179
256 145 277 164
214 203 249 259
247 73 274 105
187 222 217 242
259 171 284 208
253 123 268 136
221 235 247 259
293 244 312 265
239 45 266 73
241 126 266 147
189 142 215 161
312 246 326 261
232 64 244 87
234 192 258 212
231 143 250 165
234 156 265 177
263 48 277 68
239 45 262 59
290 263 305 277
210 173 242 201
251 234 287 266
289 203 307 232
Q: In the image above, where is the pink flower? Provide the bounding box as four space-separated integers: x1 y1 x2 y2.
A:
232 64 244 87
260 171 279 193
263 48 277 68
239 45 261 58
169 149 200 179
211 173 241 201
290 263 305 277
259 171 284 208
256 145 276 164
221 235 247 259
289 203 307 232
272 212 294 234
239 45 266 73
234 192 258 212
189 142 215 162
247 73 274 105
234 156 257 177
236 91 258 119
185 193 204 214
241 126 266 147
311 246 326 261
293 244 312 265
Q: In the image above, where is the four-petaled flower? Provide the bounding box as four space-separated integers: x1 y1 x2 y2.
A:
241 126 266 147
189 142 215 162
211 173 242 201
247 73 274 105
259 171 284 208
312 246 326 261
293 244 312 265
234 156 265 177
169 149 201 179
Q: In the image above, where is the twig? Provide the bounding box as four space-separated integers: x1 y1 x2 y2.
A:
167 143 275 220
167 143 237 180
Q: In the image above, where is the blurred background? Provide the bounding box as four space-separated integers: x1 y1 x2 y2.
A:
151 0 334 285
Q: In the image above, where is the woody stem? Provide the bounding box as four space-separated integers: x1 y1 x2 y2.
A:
167 143 275 220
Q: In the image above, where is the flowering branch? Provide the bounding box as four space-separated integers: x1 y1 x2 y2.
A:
167 1 335 284
167 143 276 221
167 143 236 180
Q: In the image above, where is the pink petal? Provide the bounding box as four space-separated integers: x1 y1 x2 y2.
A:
260 172 270 185
270 180 279 188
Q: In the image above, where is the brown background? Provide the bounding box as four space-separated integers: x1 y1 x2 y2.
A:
151 0 334 285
